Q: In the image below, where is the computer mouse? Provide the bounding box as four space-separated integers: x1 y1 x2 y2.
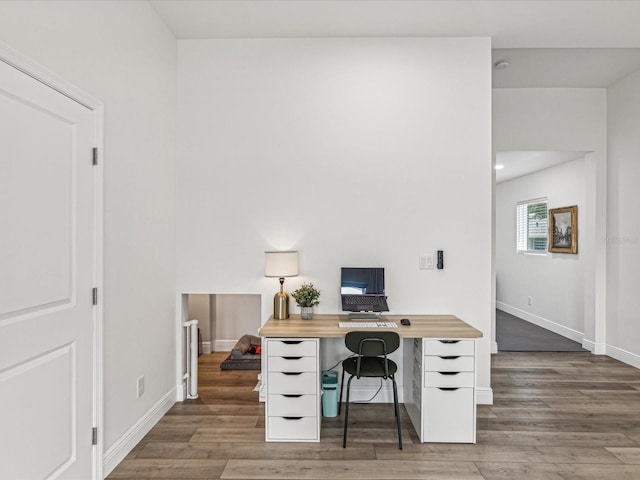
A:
400 318 411 326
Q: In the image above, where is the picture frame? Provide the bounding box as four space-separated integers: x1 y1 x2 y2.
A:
548 205 578 253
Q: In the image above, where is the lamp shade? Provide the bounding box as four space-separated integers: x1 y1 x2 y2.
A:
265 251 299 278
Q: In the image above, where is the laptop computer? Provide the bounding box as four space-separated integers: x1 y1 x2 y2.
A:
341 267 389 319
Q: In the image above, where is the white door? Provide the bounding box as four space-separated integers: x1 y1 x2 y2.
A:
0 58 97 479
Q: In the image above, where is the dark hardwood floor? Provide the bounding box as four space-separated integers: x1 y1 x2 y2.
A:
107 351 640 479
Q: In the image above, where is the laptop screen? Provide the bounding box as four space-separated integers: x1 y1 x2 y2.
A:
340 267 385 295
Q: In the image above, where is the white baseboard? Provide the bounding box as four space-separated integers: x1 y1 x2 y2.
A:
607 344 640 369
491 341 498 354
497 302 584 343
581 338 606 354
214 339 236 351
103 387 176 477
175 382 185 402
201 341 212 355
476 387 493 405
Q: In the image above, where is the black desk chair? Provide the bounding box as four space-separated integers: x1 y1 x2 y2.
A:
339 331 402 449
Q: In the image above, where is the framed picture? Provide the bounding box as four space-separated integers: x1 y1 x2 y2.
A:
548 205 578 253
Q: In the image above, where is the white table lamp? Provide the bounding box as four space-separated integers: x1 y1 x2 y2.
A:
265 251 299 319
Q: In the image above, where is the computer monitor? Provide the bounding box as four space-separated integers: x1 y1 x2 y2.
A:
340 267 389 313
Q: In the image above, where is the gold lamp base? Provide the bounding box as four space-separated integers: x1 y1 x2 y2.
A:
274 291 289 319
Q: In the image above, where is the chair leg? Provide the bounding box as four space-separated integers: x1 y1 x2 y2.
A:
391 375 402 450
343 375 353 448
338 367 345 415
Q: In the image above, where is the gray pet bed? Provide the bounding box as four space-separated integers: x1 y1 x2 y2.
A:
220 334 261 370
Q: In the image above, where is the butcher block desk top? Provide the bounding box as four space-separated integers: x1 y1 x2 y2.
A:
259 314 483 339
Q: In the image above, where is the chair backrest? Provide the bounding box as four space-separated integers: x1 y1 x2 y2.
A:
344 331 400 357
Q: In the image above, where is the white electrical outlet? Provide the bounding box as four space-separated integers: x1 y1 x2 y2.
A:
527 296 532 306
137 375 145 398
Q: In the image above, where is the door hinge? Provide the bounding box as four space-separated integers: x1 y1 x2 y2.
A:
92 427 98 445
92 147 98 166
92 288 98 306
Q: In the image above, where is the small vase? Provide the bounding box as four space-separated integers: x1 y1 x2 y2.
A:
300 306 313 320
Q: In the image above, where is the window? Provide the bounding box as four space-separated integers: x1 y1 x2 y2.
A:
516 198 548 253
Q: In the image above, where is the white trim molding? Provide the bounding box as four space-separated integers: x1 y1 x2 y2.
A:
476 387 494 405
607 344 640 369
582 338 606 354
215 339 237 351
201 341 212 355
103 387 176 477
497 302 584 343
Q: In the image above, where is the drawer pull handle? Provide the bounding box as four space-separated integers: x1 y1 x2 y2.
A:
438 372 460 376
283 416 303 420
283 356 302 360
282 394 302 398
439 340 460 344
438 387 459 391
282 341 303 345
440 356 460 360
282 372 302 376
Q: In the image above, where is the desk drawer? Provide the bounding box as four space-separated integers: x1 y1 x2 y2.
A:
425 371 474 388
268 394 317 417
425 355 474 372
267 339 317 357
268 356 317 372
267 416 318 441
423 387 474 443
424 339 474 356
268 371 317 394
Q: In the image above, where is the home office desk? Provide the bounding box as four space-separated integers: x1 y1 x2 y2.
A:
259 314 483 443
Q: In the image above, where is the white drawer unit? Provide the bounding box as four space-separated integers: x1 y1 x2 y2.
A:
268 356 317 372
265 338 320 442
267 339 317 357
268 394 317 417
424 339 475 356
267 416 318 441
423 387 475 443
267 371 317 394
424 355 475 372
424 371 474 388
420 338 476 443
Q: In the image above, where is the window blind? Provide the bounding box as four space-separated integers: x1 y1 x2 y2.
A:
516 198 548 253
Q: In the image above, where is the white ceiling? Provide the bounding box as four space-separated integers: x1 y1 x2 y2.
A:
151 1 640 88
151 1 640 47
150 0 640 181
495 151 588 183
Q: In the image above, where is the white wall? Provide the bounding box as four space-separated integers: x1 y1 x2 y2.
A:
493 88 607 351
213 294 261 349
0 0 177 467
496 158 587 341
188 294 211 344
177 38 493 400
607 70 640 366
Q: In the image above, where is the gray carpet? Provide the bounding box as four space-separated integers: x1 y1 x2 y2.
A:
496 309 587 352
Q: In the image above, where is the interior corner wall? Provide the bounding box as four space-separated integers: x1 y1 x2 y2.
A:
0 0 178 457
176 38 493 397
214 294 262 347
188 294 211 342
606 70 640 365
495 158 587 340
493 88 607 348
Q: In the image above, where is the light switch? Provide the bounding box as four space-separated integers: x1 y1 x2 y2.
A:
419 255 435 269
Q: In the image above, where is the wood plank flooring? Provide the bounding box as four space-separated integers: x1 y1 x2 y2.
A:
107 351 640 479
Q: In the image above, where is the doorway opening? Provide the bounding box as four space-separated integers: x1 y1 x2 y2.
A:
494 150 595 352
179 293 262 398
